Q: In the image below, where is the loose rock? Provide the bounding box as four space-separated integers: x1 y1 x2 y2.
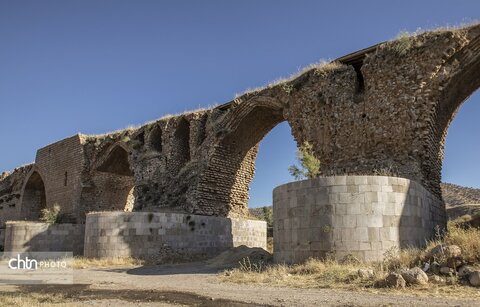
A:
357 268 374 279
439 267 454 275
429 244 462 260
401 267 429 285
384 273 406 288
429 275 446 285
469 271 480 287
458 265 475 278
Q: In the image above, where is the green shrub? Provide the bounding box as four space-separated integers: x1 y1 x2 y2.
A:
40 204 61 224
288 141 320 180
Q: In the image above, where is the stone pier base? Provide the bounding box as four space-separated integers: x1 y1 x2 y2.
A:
273 176 445 263
84 212 267 259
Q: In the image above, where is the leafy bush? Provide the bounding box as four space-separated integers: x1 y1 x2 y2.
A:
40 204 61 224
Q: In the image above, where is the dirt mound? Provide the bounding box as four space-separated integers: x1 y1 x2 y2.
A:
207 245 272 267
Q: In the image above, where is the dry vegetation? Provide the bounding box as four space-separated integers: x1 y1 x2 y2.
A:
220 221 480 297
71 256 144 269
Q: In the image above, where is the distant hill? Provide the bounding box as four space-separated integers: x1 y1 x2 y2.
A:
441 183 480 208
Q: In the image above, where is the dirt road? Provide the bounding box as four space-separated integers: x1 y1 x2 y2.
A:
1 263 479 306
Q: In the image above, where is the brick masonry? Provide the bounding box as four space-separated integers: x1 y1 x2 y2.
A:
4 222 85 256
84 212 266 259
273 176 445 263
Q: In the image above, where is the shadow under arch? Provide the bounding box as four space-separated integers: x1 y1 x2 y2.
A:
196 98 290 216
19 169 47 221
90 143 136 212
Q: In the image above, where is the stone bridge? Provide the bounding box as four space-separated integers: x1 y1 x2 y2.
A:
1 23 479 230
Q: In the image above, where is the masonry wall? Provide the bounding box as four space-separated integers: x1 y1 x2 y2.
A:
4 222 85 255
273 176 445 263
0 24 478 223
35 135 85 222
84 212 266 259
0 166 32 227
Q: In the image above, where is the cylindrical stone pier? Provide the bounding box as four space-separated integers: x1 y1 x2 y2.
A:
273 176 445 263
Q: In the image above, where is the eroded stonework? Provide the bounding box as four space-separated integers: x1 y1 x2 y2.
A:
0 23 479 227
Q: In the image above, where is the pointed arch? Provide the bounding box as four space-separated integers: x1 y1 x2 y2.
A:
20 171 47 220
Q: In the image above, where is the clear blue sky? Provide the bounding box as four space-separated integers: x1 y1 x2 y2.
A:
0 1 479 207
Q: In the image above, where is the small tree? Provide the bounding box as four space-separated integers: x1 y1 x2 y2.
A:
40 203 61 224
288 141 320 180
262 206 273 228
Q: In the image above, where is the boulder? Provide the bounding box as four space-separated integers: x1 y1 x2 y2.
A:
384 273 406 288
429 261 441 275
458 265 475 278
439 267 454 275
429 275 446 285
469 271 480 287
401 267 429 285
357 268 374 279
428 244 462 260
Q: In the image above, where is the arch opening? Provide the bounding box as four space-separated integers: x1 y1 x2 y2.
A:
93 145 136 211
149 125 163 152
21 171 47 220
168 118 190 174
197 103 288 216
434 47 480 201
441 89 480 218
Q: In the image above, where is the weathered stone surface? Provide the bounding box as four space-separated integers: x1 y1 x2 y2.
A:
1 24 479 226
384 273 406 288
401 267 429 285
83 212 267 259
358 268 374 279
429 275 446 285
458 265 475 278
469 271 480 287
4 222 84 255
273 176 443 263
429 244 462 260
440 267 454 275
0 23 480 260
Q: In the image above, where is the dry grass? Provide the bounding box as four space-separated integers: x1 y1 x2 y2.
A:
0 292 70 307
221 257 376 289
221 222 480 296
71 256 144 269
236 60 346 98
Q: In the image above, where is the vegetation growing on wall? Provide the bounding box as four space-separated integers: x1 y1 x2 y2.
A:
288 142 320 180
40 203 61 224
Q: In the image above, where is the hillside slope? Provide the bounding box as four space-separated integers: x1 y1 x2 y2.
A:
441 183 480 207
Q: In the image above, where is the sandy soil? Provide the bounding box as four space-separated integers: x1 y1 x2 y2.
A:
1 262 479 306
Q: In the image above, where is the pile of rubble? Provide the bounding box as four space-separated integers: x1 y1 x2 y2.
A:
378 244 480 288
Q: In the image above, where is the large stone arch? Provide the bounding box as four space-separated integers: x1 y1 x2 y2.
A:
434 29 480 187
195 98 287 216
91 143 136 212
20 170 47 220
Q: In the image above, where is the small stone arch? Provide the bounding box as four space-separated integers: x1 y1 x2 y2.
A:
168 117 191 174
20 170 47 220
93 144 136 211
149 125 163 152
